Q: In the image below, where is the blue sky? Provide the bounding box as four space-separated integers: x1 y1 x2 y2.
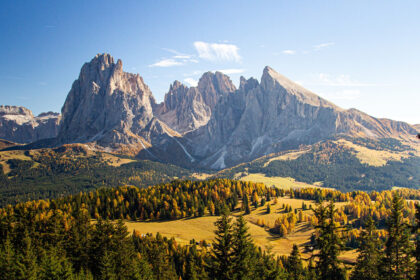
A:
1 0 419 124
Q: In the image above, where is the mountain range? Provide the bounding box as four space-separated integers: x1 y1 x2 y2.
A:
1 53 418 170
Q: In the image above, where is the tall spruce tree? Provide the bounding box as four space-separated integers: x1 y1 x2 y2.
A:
15 234 38 280
313 201 347 280
0 237 17 280
286 244 304 280
232 215 254 280
415 203 420 280
381 192 415 280
350 216 381 280
209 212 234 280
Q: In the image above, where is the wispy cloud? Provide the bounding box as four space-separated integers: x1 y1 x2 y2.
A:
184 78 198 87
194 41 241 62
217 68 245 75
149 58 183 67
313 42 335 50
150 48 198 67
282 50 296 55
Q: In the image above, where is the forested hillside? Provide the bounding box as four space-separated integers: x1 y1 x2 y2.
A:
0 146 192 206
1 179 420 279
218 137 420 192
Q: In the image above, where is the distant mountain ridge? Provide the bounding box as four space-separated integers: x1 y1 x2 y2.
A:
0 105 61 143
0 54 418 169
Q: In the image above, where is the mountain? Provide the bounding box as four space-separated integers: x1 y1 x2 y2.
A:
216 136 420 191
154 71 236 134
1 54 418 171
56 53 178 154
0 105 61 143
183 66 419 169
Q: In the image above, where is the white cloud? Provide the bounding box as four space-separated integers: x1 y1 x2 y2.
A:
217 68 245 75
282 50 296 55
194 41 241 62
313 42 335 50
315 73 375 87
174 55 192 59
184 78 198 87
149 58 183 67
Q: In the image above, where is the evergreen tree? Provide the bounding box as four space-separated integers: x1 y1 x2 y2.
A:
350 216 381 280
415 203 420 280
381 193 415 280
39 248 74 280
185 248 199 280
286 244 304 280
209 212 234 280
0 237 17 280
313 201 347 280
15 234 38 280
243 194 251 215
232 215 254 280
413 203 420 280
98 251 117 280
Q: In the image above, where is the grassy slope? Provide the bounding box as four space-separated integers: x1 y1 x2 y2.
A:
125 196 355 261
216 137 420 191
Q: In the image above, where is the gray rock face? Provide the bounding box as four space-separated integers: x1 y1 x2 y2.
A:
154 72 236 133
2 54 417 169
0 105 61 143
57 53 176 153
184 66 419 169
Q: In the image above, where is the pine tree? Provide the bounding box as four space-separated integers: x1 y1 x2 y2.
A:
39 248 74 280
381 192 415 280
415 203 420 280
209 212 234 280
287 244 304 280
15 234 38 280
0 237 17 279
313 201 347 280
232 215 254 280
98 251 117 280
185 248 199 280
243 194 251 215
350 216 381 280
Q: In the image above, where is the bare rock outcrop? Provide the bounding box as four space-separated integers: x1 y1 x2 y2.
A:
154 72 236 133
184 66 419 169
0 105 60 143
57 53 176 153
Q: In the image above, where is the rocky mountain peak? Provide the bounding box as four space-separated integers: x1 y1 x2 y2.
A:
57 54 160 148
261 66 337 108
0 105 34 118
0 105 61 143
93 53 115 68
197 71 236 102
239 76 259 92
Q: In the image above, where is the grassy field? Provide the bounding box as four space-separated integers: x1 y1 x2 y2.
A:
125 195 355 262
263 148 311 167
101 153 136 167
334 139 410 167
0 150 33 174
239 173 323 189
